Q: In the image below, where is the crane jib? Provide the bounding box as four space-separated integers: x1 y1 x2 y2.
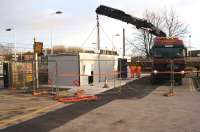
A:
96 5 166 37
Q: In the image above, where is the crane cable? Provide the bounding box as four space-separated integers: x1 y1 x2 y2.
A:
125 38 141 51
80 24 97 48
99 25 120 50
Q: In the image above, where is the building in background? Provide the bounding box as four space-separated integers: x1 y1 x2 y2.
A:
22 52 34 61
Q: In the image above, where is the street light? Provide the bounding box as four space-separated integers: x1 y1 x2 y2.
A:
112 34 120 51
50 10 63 55
91 42 96 51
5 28 12 31
5 28 16 61
55 11 63 14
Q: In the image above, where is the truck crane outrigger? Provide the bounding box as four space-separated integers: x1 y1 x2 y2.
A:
96 5 186 85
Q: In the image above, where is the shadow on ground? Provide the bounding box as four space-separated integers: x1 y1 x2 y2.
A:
1 76 159 132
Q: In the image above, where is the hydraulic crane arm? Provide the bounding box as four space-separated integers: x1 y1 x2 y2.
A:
96 5 166 37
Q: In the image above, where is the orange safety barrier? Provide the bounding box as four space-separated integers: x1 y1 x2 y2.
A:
48 79 53 85
73 80 80 86
38 69 200 75
152 71 186 74
57 71 120 78
58 95 98 103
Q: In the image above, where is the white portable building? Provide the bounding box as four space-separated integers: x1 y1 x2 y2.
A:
48 53 121 87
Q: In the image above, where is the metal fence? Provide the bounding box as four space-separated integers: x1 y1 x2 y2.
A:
39 58 134 96
0 59 135 94
1 58 200 97
3 62 33 90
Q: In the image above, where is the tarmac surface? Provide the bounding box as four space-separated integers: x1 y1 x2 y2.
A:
1 76 200 132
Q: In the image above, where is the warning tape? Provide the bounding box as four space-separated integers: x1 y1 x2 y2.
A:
153 71 200 74
73 80 80 86
57 71 120 77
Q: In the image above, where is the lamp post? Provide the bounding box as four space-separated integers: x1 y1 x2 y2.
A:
112 34 120 51
5 28 16 61
50 10 63 55
189 35 191 60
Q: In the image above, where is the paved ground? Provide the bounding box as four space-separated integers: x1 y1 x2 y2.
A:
0 90 67 129
0 77 138 130
42 75 145 95
1 76 200 132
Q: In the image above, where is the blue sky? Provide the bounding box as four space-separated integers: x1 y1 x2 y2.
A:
0 0 199 55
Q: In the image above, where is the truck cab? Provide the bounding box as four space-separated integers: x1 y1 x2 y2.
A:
151 37 186 85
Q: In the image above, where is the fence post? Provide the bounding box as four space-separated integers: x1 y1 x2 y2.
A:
170 59 174 93
119 59 122 92
36 53 39 90
32 61 35 91
22 64 25 88
55 61 59 98
113 59 115 88
8 61 12 89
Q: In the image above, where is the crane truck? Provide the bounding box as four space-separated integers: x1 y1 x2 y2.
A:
96 5 186 85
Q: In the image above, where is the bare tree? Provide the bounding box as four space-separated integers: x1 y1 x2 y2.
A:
131 9 189 58
131 10 163 58
163 9 189 37
0 43 14 61
65 47 84 54
53 45 66 54
52 45 85 54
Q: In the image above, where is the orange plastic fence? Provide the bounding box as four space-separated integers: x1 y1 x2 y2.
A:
73 80 80 86
48 79 53 85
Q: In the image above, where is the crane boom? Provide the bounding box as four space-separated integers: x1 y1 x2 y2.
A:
96 5 166 37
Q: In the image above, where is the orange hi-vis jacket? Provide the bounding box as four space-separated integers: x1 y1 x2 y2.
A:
130 66 136 78
136 66 142 78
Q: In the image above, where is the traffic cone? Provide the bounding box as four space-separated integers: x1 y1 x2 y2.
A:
103 77 109 88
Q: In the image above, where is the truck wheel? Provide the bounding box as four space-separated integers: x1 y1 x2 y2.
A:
151 77 157 85
177 79 182 85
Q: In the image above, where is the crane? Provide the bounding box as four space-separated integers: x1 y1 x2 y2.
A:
95 5 188 86
96 5 166 37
